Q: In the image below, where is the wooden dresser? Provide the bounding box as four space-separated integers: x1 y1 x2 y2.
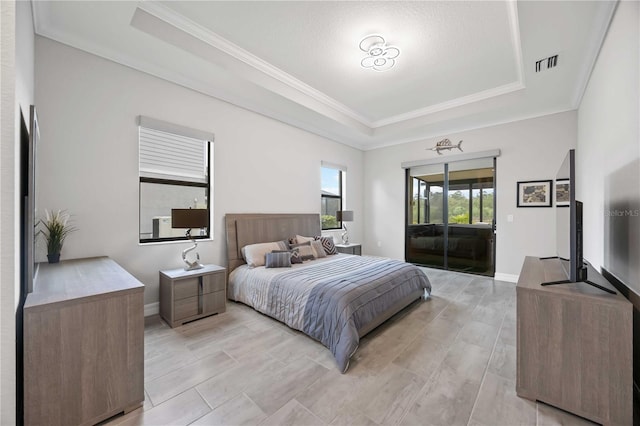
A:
516 256 632 425
23 257 144 426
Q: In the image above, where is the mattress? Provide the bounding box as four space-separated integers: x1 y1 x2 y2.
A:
229 254 431 372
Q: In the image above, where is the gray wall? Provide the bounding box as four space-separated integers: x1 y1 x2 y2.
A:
34 36 364 308
577 0 639 297
363 111 577 280
576 0 639 396
1 1 35 423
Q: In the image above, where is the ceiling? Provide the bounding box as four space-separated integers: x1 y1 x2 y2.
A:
32 1 617 150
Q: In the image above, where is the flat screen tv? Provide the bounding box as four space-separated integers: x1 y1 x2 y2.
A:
543 149 615 294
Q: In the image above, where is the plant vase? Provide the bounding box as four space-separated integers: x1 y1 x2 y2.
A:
47 253 60 264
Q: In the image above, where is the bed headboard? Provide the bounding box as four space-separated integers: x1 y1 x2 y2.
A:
225 213 322 273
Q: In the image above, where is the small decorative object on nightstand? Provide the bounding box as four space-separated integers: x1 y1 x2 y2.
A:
159 264 226 328
171 208 209 270
335 243 361 255
336 210 354 244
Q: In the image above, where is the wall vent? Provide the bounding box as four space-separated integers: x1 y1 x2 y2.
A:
535 54 559 72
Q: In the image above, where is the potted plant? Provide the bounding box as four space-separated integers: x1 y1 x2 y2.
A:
40 209 76 263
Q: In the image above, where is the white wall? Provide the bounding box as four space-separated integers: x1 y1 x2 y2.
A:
363 111 577 279
1 0 35 423
577 0 639 295
34 36 364 307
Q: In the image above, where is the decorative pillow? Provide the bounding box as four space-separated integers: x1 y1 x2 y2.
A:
311 240 327 258
295 234 314 244
290 249 303 264
314 236 338 255
265 252 292 268
272 249 303 264
241 240 288 267
290 241 315 261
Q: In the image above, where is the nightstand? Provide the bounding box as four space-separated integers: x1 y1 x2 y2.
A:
335 243 361 255
159 264 226 328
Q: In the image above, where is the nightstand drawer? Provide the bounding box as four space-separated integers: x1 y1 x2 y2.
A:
174 278 199 300
335 244 361 255
202 273 225 293
174 296 199 320
202 290 226 314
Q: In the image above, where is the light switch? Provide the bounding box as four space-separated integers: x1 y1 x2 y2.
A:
507 214 514 222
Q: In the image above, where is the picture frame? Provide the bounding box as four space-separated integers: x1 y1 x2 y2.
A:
517 180 552 207
555 179 570 207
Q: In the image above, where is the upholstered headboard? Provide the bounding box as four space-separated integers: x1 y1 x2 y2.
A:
225 213 322 273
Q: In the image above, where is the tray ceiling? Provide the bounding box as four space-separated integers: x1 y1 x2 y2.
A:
33 1 617 150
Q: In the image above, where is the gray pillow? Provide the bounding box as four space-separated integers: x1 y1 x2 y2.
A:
272 249 303 264
265 251 292 268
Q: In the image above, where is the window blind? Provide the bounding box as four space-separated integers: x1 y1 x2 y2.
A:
139 127 208 183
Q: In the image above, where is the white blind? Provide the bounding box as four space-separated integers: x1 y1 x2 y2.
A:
139 127 208 183
321 160 347 172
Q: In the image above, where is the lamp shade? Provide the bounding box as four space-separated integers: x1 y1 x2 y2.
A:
171 208 208 229
336 210 354 222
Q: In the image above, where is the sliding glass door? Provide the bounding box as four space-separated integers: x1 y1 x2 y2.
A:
406 157 496 276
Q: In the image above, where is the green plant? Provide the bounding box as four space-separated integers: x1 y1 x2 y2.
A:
321 214 338 229
40 209 77 255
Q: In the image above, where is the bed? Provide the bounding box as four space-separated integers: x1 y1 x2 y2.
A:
225 213 432 373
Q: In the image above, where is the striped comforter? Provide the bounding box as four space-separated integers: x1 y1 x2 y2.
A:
228 254 431 372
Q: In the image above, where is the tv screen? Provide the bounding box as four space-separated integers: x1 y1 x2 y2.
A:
555 150 574 279
555 149 587 283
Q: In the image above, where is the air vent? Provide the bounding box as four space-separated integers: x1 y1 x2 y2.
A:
535 54 559 72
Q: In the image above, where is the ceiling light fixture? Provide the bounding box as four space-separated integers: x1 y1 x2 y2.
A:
359 34 400 72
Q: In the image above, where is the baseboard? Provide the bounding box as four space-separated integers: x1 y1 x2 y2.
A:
144 302 159 317
494 272 519 283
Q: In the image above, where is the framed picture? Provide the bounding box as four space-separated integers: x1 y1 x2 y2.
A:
517 180 552 207
555 179 570 207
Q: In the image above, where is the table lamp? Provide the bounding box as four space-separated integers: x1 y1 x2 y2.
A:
336 210 354 244
171 208 208 270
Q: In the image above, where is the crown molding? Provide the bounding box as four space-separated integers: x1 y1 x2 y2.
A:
371 81 525 128
137 1 374 128
507 0 526 86
571 0 619 108
137 1 528 131
362 106 576 151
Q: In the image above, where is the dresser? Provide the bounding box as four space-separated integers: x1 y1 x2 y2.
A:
516 256 632 425
23 257 144 426
159 264 226 328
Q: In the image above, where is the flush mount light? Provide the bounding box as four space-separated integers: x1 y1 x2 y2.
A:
359 34 400 72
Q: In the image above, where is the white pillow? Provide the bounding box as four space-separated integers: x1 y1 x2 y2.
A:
295 234 314 244
241 241 288 267
311 240 327 258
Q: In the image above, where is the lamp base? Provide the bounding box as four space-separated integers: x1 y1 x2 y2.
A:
341 225 349 245
184 261 204 271
182 239 203 271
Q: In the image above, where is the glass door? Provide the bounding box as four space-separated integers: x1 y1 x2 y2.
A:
406 163 446 269
406 158 496 276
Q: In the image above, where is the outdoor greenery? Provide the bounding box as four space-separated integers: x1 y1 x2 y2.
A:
411 189 494 225
322 214 338 229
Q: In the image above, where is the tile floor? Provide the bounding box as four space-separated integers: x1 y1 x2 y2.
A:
105 268 598 426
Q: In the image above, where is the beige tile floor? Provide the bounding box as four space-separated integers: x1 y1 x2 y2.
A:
106 268 599 426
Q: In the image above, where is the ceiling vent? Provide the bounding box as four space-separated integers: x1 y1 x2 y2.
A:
535 54 559 72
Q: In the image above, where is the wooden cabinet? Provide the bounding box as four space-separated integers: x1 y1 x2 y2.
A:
335 243 361 255
23 257 144 426
516 256 632 426
159 264 226 328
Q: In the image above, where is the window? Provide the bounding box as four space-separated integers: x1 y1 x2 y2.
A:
321 163 345 230
138 116 213 243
